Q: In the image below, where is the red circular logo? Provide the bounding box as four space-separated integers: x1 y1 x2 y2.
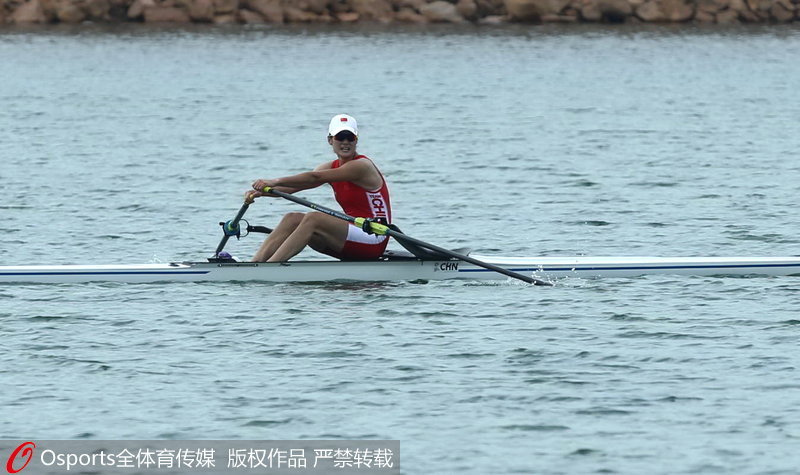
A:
6 442 35 474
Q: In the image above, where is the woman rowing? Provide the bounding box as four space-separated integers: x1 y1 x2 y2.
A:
245 114 392 262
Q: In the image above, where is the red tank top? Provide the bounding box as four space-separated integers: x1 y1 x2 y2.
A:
330 155 392 223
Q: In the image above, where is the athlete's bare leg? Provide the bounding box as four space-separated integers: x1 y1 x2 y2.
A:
252 212 305 262
266 212 349 262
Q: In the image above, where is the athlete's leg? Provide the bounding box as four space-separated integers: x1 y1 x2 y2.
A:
267 212 349 262
252 212 305 262
337 226 390 260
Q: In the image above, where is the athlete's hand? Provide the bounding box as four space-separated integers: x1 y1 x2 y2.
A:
244 189 263 204
252 179 278 193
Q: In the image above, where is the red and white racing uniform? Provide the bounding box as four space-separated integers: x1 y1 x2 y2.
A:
329 155 392 260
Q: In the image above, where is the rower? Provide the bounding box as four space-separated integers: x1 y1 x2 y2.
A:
245 114 392 262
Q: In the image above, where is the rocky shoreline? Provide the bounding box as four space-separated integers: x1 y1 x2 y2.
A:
2 0 798 26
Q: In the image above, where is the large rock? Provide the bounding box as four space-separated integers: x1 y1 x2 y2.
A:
394 0 426 10
128 0 155 18
457 0 479 19
329 0 350 12
694 8 715 20
661 0 693 20
419 0 466 21
143 5 191 21
580 0 602 20
770 0 794 20
635 0 664 20
715 8 739 21
336 11 359 21
10 0 48 22
284 6 332 21
239 8 265 21
505 0 541 20
394 6 427 21
348 0 393 21
35 0 57 20
596 0 632 20
286 0 329 15
752 0 771 12
475 0 497 14
738 9 762 21
213 12 237 21
542 11 577 19
284 6 318 20
697 0 729 13
56 2 86 22
84 0 110 19
213 0 237 13
636 0 693 21
727 0 746 12
188 0 214 20
475 0 501 15
107 0 130 18
505 0 569 21
479 13 507 22
245 0 282 22
735 0 765 21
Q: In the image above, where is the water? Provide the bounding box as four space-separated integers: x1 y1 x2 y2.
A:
2 23 800 473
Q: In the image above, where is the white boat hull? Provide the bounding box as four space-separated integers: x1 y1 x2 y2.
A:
1 255 799 284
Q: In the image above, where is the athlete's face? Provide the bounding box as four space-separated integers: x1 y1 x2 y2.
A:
329 131 357 159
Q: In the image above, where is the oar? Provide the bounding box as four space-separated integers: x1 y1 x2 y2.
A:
260 186 551 286
213 201 250 257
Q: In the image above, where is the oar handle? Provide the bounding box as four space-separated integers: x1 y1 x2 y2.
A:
260 186 551 286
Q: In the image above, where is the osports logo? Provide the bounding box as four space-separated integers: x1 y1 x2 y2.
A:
6 442 35 474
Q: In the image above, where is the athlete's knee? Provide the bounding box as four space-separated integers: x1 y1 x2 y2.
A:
300 212 328 227
281 212 305 226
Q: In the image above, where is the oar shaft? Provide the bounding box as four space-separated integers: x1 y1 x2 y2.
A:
262 187 550 286
385 231 541 284
266 189 356 224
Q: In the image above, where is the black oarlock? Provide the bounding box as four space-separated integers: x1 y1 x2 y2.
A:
221 219 242 238
213 201 251 258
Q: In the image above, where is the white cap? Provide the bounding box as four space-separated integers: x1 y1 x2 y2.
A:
328 114 358 137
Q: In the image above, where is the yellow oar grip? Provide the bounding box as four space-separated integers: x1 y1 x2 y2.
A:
354 217 389 235
261 186 273 193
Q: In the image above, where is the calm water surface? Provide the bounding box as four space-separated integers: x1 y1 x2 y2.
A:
1 24 800 474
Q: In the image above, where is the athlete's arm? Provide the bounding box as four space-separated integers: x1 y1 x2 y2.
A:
247 162 335 201
258 159 381 192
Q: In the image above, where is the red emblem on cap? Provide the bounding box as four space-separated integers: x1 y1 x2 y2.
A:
341 118 348 122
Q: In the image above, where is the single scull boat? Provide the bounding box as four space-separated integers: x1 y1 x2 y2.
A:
1 254 799 284
2 192 798 285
